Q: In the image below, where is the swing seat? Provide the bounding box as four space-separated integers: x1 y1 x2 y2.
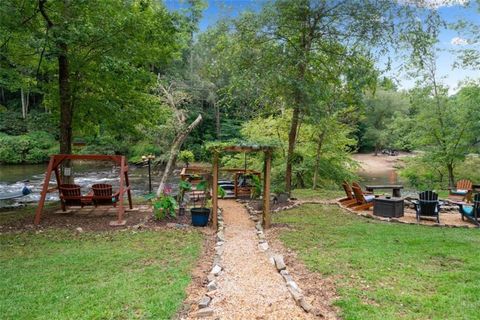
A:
59 184 92 211
91 184 120 207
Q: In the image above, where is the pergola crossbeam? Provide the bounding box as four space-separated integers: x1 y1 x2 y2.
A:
209 143 274 229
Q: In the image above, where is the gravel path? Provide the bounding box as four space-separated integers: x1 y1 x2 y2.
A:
208 200 313 319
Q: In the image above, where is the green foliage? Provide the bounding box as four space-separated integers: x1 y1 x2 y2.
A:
178 150 195 167
237 111 358 191
152 195 178 220
0 112 27 135
360 89 410 152
178 180 192 205
0 131 57 164
275 204 480 319
218 186 226 199
250 175 262 199
400 154 480 191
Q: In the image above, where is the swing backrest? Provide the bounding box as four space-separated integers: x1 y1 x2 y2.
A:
92 184 113 197
59 184 81 198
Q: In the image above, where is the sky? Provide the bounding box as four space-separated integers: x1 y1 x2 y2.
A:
164 0 479 93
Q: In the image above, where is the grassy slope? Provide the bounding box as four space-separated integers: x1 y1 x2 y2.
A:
0 229 202 319
274 204 480 320
292 188 344 201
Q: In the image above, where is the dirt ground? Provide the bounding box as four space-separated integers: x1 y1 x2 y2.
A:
0 203 194 232
352 152 411 174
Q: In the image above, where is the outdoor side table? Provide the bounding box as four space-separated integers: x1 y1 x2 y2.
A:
373 197 404 218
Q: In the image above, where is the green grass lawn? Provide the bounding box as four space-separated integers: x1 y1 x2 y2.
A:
274 204 480 320
0 229 203 319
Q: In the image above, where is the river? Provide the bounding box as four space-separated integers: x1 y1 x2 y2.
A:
0 162 173 207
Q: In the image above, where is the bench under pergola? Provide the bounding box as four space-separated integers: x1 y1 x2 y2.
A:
208 143 274 229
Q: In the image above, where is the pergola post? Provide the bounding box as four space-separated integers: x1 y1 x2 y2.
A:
212 151 219 229
263 150 272 228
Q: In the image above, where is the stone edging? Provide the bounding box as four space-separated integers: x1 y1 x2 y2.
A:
242 201 314 314
190 209 224 318
332 199 477 229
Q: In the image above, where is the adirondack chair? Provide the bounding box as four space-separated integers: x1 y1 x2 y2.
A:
340 181 357 206
59 184 90 211
91 184 120 207
448 179 473 202
412 191 442 223
456 193 480 227
350 184 375 211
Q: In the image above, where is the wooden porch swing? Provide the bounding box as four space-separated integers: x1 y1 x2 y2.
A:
34 154 133 226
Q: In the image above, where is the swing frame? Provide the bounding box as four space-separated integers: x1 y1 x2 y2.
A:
34 154 133 226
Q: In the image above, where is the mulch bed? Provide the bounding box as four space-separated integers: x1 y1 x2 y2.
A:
0 203 202 232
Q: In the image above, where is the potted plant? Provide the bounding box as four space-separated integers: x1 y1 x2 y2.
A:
250 175 264 211
177 180 192 216
190 177 226 227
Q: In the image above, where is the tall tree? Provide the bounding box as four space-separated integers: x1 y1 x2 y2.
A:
1 0 178 154
233 0 416 194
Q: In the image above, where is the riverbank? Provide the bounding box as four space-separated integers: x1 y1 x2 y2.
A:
352 152 413 185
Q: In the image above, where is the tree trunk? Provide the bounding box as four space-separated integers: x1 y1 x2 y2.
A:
157 114 203 196
214 101 220 139
21 88 29 119
285 106 300 195
58 43 72 155
447 162 455 188
0 87 5 104
312 131 326 189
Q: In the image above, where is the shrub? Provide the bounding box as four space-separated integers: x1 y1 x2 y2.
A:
0 111 27 135
178 150 194 167
0 131 56 164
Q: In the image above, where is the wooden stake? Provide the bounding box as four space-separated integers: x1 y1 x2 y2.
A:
263 151 272 229
212 152 219 229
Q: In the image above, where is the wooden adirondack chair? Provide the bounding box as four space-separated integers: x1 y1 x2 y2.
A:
412 191 442 223
448 179 473 202
59 184 90 211
340 181 357 206
457 193 480 227
350 185 375 211
91 184 120 207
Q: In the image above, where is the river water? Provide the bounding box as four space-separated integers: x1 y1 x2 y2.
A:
0 162 172 207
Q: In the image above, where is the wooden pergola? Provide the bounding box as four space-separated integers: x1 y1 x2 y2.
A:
34 154 132 225
209 144 274 229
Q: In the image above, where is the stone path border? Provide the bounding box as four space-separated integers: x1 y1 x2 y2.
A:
246 197 477 229
243 200 315 314
188 208 224 318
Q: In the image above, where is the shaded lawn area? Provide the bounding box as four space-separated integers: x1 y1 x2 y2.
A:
0 229 203 319
274 204 480 320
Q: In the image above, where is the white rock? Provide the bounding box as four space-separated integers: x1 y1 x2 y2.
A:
288 286 303 302
192 307 214 318
274 255 287 271
75 227 83 233
258 242 269 251
211 264 222 275
299 298 313 312
198 295 211 309
207 281 217 291
286 280 301 292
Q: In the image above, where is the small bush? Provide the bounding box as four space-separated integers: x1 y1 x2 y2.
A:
0 112 27 135
0 131 56 164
